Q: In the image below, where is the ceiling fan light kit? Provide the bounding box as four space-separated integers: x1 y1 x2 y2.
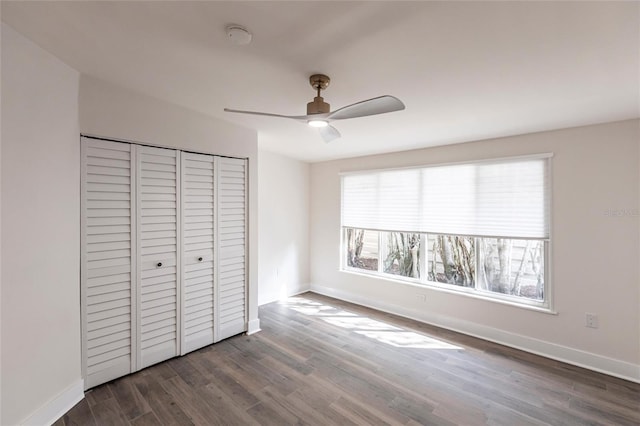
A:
308 119 329 128
224 73 405 143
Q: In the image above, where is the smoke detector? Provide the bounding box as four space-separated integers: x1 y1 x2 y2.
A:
225 25 252 45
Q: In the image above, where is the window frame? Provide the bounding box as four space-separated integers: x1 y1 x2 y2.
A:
341 228 552 312
339 154 554 313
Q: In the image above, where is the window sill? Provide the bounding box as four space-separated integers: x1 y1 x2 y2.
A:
340 268 557 315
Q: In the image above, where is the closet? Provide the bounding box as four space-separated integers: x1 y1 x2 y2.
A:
81 137 247 389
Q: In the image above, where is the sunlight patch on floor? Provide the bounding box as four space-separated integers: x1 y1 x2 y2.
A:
280 296 462 350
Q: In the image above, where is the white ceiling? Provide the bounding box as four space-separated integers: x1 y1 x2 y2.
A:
2 1 639 162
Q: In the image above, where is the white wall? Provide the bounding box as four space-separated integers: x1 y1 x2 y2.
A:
310 119 640 381
0 13 3 423
79 75 261 334
79 75 255 159
0 30 259 424
258 150 309 305
1 12 4 425
1 23 81 425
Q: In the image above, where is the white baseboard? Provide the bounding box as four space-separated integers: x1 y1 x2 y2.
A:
257 283 311 307
247 318 261 335
310 283 640 384
21 379 84 426
286 285 312 298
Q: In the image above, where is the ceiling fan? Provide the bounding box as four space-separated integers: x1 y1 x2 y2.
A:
224 74 405 143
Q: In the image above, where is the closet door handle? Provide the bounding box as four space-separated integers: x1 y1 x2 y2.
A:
156 262 162 268
198 257 203 262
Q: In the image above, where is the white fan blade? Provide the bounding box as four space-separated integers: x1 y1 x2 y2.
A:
224 108 310 121
319 125 341 143
328 95 405 121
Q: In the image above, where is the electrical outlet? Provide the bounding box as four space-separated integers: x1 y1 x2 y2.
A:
585 313 599 329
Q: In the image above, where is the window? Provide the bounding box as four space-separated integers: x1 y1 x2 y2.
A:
345 228 379 271
427 234 475 287
341 155 551 308
478 238 544 301
382 232 421 278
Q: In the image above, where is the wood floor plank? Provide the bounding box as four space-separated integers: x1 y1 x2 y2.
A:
166 356 209 387
329 395 399 426
189 354 260 409
159 375 223 425
57 292 640 425
130 411 161 426
572 379 640 411
62 398 96 426
568 397 640 426
485 403 549 426
142 361 179 381
198 381 261 426
85 384 114 407
256 386 343 426
288 388 359 426
431 398 488 426
246 398 299 426
225 347 300 397
247 334 314 374
89 398 129 426
129 372 194 426
204 351 272 394
389 396 455 426
108 376 151 420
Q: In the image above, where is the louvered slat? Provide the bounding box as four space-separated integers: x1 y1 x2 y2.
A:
138 145 179 368
82 137 133 389
216 157 247 340
181 152 215 353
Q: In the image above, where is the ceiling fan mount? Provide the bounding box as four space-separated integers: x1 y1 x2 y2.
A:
224 73 405 143
309 74 330 91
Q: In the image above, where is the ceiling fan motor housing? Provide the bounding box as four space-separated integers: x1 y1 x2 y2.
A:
307 96 330 115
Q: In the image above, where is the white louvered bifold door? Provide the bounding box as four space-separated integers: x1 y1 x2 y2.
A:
181 152 215 353
216 157 247 340
81 138 135 389
136 146 181 369
82 138 250 388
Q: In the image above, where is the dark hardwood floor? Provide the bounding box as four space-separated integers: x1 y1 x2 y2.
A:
57 292 640 425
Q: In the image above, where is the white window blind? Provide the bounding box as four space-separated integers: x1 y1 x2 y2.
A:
341 156 550 239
